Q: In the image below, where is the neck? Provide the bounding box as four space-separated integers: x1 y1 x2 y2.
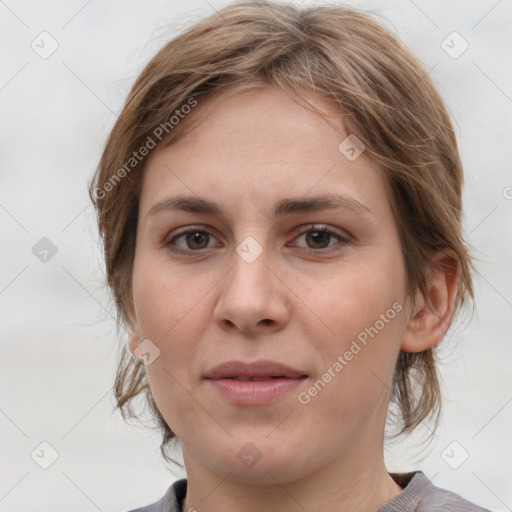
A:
181 449 402 512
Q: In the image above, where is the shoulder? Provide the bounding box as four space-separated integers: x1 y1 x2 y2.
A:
416 473 492 512
386 471 493 512
125 473 494 512
126 478 187 512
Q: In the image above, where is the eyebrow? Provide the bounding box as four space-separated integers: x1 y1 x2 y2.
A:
147 193 374 219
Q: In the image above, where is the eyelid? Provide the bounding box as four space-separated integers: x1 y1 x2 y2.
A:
291 223 349 240
166 224 215 240
164 224 221 249
288 223 351 252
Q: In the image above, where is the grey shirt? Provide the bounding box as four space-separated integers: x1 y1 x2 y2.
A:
127 471 492 512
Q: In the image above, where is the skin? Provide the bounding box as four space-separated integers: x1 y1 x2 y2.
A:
128 85 458 512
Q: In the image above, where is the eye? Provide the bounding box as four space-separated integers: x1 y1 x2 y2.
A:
164 223 349 257
165 226 220 255
290 224 349 254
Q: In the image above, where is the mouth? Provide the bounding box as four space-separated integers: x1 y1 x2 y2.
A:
204 360 308 405
204 359 308 380
221 376 297 381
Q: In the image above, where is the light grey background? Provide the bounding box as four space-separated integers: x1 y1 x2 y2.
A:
1 0 511 511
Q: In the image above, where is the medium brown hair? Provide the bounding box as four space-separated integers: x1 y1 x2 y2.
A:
89 1 477 464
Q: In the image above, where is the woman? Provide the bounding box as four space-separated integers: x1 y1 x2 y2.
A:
89 2 491 511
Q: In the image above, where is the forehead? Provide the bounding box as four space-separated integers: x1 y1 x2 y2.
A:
139 85 391 222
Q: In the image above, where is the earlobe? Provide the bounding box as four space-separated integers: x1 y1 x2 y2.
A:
401 249 459 353
126 310 141 357
129 331 140 356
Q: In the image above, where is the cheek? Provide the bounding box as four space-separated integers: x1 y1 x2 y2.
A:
300 297 405 439
132 261 210 436
304 258 405 349
300 253 406 411
131 256 205 394
132 251 206 336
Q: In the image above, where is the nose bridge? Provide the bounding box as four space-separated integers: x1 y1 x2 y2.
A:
229 231 272 301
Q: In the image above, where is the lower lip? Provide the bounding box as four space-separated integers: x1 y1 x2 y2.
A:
206 377 306 405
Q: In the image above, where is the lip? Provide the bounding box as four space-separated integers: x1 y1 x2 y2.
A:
204 360 308 405
207 378 306 405
204 360 308 380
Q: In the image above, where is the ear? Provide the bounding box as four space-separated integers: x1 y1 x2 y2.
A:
401 249 459 353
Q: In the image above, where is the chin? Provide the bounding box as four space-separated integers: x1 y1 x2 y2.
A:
203 440 312 486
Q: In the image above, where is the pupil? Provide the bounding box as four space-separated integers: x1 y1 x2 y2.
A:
187 231 208 249
306 230 330 249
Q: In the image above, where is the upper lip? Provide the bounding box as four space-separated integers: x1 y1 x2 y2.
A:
204 360 308 380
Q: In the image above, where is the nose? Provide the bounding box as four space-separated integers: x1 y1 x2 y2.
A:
213 238 291 335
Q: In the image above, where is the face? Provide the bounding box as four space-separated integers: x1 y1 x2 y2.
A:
129 85 413 484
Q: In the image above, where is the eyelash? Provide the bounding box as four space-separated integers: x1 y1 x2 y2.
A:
164 224 350 257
